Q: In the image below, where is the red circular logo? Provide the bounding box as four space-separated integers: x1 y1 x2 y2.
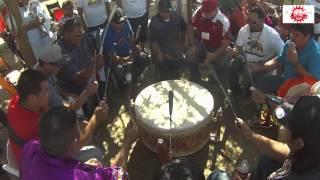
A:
290 6 308 23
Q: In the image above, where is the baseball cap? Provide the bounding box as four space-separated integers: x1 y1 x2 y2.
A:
38 44 66 65
112 8 127 24
201 0 218 13
158 0 172 12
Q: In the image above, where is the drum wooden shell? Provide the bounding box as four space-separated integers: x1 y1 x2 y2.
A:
134 80 214 157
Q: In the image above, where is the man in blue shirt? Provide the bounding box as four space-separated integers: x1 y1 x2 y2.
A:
249 23 320 94
103 8 148 90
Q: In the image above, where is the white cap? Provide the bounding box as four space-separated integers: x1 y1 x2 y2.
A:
38 44 66 65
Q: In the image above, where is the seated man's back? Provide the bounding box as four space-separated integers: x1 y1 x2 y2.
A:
20 106 127 180
21 140 124 180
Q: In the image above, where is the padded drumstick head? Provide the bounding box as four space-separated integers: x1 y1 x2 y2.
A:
169 90 173 118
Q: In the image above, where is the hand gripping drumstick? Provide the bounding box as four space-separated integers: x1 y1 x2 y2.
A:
99 7 118 55
168 90 174 160
100 6 118 99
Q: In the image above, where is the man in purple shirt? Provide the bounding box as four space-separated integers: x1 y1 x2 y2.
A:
20 106 136 180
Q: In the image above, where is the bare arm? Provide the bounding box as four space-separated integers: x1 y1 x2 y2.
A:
204 39 229 63
78 102 109 148
250 132 290 161
287 45 315 78
110 122 138 167
67 82 98 111
236 118 290 161
248 58 281 73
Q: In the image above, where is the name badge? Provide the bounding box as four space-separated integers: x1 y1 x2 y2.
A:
201 32 210 40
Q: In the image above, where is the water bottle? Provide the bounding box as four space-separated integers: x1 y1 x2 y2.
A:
236 160 250 179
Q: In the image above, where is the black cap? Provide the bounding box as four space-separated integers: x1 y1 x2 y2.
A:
158 0 172 12
286 96 320 137
112 8 127 23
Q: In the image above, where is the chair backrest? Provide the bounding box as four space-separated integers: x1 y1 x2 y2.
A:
2 141 19 179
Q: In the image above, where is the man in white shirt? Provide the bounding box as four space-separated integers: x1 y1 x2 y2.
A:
228 6 284 96
117 0 150 47
75 0 111 31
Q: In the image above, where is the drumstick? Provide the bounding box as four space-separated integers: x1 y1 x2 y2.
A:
91 50 101 102
210 65 238 119
99 7 119 55
237 46 255 87
199 40 238 118
92 50 97 81
135 25 142 42
104 43 118 99
168 90 174 159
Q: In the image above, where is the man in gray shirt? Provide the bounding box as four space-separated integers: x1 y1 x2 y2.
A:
57 18 103 96
35 44 98 112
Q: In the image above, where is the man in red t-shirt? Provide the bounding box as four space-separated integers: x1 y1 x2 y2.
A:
186 0 230 83
7 69 49 165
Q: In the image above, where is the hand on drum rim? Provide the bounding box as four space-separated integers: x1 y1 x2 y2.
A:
123 121 139 145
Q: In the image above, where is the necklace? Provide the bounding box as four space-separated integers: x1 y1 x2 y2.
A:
248 27 263 49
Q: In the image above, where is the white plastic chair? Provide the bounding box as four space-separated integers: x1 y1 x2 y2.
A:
2 141 19 179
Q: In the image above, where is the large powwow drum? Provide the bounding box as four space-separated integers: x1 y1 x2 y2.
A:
134 80 214 157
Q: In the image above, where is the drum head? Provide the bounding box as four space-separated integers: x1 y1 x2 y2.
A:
134 80 214 135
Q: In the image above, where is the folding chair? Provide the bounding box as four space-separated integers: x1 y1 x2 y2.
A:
2 141 19 180
0 110 19 179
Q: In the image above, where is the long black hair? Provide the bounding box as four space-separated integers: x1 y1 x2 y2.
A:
287 96 320 173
